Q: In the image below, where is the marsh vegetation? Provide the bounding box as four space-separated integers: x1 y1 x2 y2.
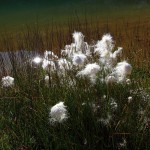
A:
0 10 150 150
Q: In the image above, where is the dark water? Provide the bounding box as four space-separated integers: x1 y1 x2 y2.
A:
0 0 150 31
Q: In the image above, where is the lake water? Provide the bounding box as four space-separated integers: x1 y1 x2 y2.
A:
0 0 150 32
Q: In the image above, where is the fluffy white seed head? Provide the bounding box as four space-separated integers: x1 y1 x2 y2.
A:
72 53 87 66
106 75 117 85
45 75 50 86
113 61 132 82
73 32 84 50
112 47 123 59
77 63 100 76
128 96 133 103
58 58 72 71
61 44 77 58
95 34 114 56
61 50 68 57
42 59 56 71
126 79 131 85
102 34 113 43
32 56 42 64
44 50 58 60
115 61 132 76
49 102 68 123
1 76 14 87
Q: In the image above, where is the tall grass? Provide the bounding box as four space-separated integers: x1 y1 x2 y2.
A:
0 16 150 70
0 17 150 149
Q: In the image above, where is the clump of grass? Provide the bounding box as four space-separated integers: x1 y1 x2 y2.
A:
0 28 150 150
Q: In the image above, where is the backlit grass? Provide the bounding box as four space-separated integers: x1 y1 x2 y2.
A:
0 16 150 149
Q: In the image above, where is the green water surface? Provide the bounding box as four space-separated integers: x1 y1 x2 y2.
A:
0 0 150 32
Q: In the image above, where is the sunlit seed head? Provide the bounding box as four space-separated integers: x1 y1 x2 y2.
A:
42 59 56 71
116 61 132 76
73 31 85 52
33 57 42 64
72 53 87 66
128 96 133 103
1 76 14 87
126 79 131 85
44 50 58 60
95 33 114 55
112 61 132 82
58 58 72 71
49 102 68 124
73 31 84 44
77 63 100 76
45 75 50 86
106 76 117 85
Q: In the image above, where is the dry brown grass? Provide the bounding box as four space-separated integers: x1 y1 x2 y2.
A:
0 16 149 72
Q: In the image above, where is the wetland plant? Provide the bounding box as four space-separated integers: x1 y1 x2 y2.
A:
0 31 149 150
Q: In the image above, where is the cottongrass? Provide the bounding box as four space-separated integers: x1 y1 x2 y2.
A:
42 59 56 71
1 31 149 149
77 63 100 76
77 63 101 83
105 75 117 85
57 58 72 71
44 50 58 60
111 61 132 83
49 102 68 124
24 31 132 86
32 56 43 64
72 53 87 66
128 96 133 103
1 76 14 87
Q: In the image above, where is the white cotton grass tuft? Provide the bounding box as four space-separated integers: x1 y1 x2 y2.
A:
111 47 123 59
1 76 14 87
112 61 132 82
32 56 42 64
61 49 69 57
44 75 51 86
105 75 117 85
73 31 85 52
72 53 87 66
77 63 100 77
95 33 114 56
94 34 122 71
128 96 133 103
42 59 56 71
126 79 131 85
77 63 101 84
44 50 58 60
58 58 72 71
115 61 132 75
72 31 89 54
49 102 68 124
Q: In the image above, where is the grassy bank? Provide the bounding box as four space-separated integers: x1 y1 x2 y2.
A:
0 4 150 149
0 26 150 150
